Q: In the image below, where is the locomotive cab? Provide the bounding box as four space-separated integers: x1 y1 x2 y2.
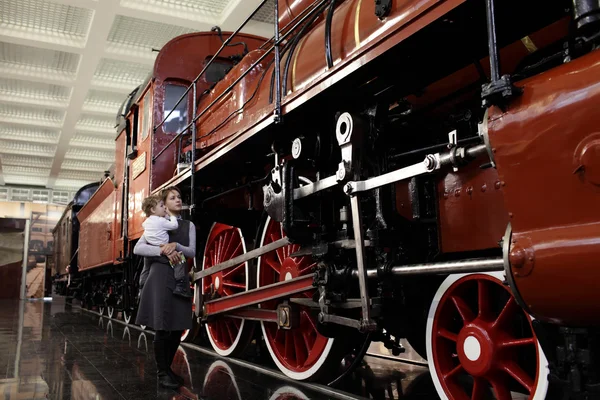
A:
113 31 268 242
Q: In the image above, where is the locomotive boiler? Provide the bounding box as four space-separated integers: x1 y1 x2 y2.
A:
52 0 600 398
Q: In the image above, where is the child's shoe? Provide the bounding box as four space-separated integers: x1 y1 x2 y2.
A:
173 283 193 298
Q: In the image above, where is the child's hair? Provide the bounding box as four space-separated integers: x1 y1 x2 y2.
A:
142 195 161 216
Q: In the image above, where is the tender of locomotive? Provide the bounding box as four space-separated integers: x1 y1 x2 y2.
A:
53 0 600 398
51 182 100 297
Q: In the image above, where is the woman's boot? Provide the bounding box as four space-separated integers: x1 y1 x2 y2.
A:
166 331 184 384
154 335 180 389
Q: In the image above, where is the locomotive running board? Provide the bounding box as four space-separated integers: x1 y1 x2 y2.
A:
193 237 291 281
203 274 314 316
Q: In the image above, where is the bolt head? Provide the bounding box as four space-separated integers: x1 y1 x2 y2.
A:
509 246 526 269
291 138 302 159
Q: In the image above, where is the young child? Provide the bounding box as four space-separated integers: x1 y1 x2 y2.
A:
141 195 192 298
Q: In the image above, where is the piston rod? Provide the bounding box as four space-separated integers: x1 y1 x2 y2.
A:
352 257 504 279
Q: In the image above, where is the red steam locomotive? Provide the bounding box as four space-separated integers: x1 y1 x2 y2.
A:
52 0 600 398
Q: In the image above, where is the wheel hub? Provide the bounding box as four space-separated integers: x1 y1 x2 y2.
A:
457 324 495 376
463 335 481 361
279 258 299 282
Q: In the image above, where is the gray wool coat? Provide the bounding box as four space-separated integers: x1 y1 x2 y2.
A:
134 218 195 331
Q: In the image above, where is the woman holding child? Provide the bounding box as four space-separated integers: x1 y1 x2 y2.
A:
134 186 195 389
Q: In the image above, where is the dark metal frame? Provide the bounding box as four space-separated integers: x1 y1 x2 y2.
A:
481 0 522 108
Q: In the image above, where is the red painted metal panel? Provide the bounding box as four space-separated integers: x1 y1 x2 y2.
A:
77 179 114 225
488 48 600 326
128 89 152 240
438 156 509 253
79 186 116 271
114 130 126 261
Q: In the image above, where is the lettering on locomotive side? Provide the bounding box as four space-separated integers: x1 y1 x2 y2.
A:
131 152 146 180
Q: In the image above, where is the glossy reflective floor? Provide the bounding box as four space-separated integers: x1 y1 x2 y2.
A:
0 299 439 399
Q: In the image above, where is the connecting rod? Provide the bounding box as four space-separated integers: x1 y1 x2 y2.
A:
193 237 290 281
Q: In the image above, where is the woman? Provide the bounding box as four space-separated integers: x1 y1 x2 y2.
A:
134 186 195 389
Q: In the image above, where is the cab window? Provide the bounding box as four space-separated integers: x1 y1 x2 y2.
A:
163 84 189 135
141 91 152 141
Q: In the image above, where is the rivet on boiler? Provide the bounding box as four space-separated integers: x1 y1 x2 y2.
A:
509 246 526 269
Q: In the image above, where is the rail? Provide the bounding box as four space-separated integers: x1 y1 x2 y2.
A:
151 0 331 210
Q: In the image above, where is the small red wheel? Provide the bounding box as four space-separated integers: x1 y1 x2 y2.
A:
201 222 253 356
426 272 549 400
257 216 364 382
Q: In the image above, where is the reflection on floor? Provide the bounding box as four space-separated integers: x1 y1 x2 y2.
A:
0 299 439 399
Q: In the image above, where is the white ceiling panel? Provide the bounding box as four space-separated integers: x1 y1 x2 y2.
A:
75 113 116 134
83 89 126 114
108 15 196 52
0 0 93 47
58 169 104 181
0 78 71 108
251 1 275 24
0 139 56 157
0 0 272 190
0 42 80 78
0 124 60 144
0 103 64 127
123 0 231 15
61 159 113 172
92 58 151 91
3 174 48 186
70 134 115 150
64 147 114 163
53 178 97 189
2 165 51 177
1 154 54 168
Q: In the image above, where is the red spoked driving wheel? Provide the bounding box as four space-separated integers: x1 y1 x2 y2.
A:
202 222 253 356
426 272 549 400
257 216 341 381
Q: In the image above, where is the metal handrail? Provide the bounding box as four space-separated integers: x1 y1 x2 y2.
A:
188 0 328 134
258 0 324 49
152 0 328 164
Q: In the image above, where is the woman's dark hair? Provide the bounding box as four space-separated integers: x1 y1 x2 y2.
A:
160 186 182 203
